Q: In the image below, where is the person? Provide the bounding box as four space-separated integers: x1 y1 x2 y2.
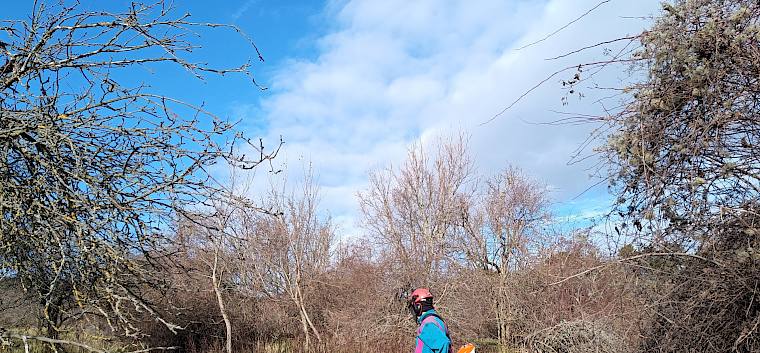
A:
408 288 451 353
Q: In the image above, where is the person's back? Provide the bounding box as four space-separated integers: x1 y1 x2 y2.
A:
408 288 451 353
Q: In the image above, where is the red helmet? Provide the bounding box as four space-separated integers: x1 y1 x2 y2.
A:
409 287 433 304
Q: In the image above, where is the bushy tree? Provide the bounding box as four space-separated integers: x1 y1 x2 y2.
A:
606 0 759 244
600 1 760 351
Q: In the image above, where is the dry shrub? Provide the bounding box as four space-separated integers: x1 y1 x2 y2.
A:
526 320 629 353
476 236 644 349
639 210 760 352
317 242 413 353
0 278 36 328
135 256 290 352
440 268 500 345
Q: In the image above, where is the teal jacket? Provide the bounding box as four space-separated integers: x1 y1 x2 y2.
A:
414 310 451 353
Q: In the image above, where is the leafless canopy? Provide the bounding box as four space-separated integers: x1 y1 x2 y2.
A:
0 0 276 341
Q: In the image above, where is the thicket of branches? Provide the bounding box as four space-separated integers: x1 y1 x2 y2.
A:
2 0 759 353
119 136 640 353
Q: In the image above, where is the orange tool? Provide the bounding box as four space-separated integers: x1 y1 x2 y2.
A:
456 343 475 353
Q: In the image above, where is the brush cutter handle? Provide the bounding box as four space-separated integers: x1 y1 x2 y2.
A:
456 343 475 353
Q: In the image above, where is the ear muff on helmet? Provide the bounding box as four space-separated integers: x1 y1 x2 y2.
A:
408 295 418 316
408 294 422 317
412 300 422 317
408 295 431 317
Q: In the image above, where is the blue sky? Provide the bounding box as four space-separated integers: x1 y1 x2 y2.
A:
5 0 663 239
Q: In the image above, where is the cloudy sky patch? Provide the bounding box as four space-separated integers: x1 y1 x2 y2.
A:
234 0 662 238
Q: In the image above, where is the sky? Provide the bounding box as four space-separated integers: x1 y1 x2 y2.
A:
5 0 664 239
224 0 663 238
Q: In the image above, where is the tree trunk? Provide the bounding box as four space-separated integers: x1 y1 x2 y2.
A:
497 231 512 353
294 282 321 352
212 250 233 353
496 276 511 353
299 308 311 352
297 283 322 343
43 301 63 353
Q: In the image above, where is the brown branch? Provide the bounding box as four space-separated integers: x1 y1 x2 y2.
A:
546 252 723 287
515 0 611 51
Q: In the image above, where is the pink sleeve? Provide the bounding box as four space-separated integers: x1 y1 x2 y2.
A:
414 338 424 353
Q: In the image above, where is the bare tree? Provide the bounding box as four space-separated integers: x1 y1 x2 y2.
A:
358 135 475 288
357 137 564 351
459 166 550 350
239 170 334 351
486 168 550 350
0 0 276 345
191 196 246 353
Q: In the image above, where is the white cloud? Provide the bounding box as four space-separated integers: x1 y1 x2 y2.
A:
231 0 258 22
238 0 662 238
